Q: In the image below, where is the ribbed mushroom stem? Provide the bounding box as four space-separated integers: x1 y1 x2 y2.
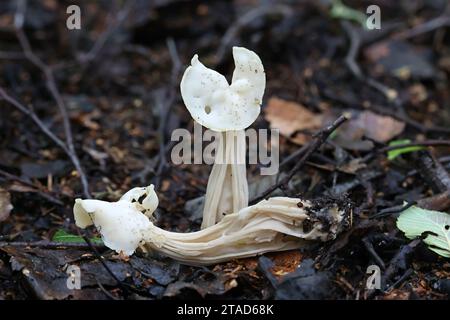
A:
144 197 345 266
201 130 248 229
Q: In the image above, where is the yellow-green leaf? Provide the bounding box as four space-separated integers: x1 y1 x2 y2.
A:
397 206 450 258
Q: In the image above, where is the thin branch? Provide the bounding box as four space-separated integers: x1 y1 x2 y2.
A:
394 14 450 40
153 38 182 188
251 115 348 203
362 237 386 270
77 0 134 66
0 240 105 249
341 21 399 104
216 4 293 64
0 87 68 152
81 235 128 295
2 0 91 198
0 168 63 205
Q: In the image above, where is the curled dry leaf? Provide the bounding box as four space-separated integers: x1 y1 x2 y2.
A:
0 188 13 222
264 97 325 145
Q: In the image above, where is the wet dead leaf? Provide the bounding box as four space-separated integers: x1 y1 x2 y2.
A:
356 111 405 143
264 97 324 145
0 188 13 222
336 111 405 148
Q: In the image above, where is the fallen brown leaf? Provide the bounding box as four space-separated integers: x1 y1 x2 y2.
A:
356 111 405 143
264 97 324 145
335 111 405 149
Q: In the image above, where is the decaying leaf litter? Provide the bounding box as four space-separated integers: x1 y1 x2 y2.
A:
1 0 450 300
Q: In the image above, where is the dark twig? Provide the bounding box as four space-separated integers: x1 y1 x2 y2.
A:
81 235 130 297
384 268 414 293
0 168 63 205
216 4 293 64
362 237 386 270
414 150 450 193
382 239 420 290
370 201 416 220
0 88 68 152
77 0 134 66
394 14 450 40
153 38 182 188
278 144 309 170
341 21 399 104
251 115 348 203
96 279 119 300
0 1 91 198
0 240 105 249
367 239 420 299
416 190 450 211
81 234 150 297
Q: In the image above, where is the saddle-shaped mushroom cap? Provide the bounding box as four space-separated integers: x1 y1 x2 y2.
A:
180 47 265 132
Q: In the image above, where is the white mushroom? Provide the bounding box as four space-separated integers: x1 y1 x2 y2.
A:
73 185 158 256
180 47 266 228
73 186 346 265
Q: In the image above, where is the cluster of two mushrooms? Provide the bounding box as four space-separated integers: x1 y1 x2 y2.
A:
73 47 345 266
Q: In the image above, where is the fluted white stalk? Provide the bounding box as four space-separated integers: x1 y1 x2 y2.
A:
180 47 265 228
202 130 248 228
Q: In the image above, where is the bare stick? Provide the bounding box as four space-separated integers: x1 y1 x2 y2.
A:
216 5 293 64
251 115 348 203
0 168 63 205
6 0 91 198
394 14 450 40
0 240 104 249
341 21 399 104
153 38 182 188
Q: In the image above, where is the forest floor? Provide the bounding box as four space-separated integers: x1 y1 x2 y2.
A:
1 0 450 300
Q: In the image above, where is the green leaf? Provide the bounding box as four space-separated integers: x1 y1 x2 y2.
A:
52 229 103 245
387 139 424 160
397 206 450 258
330 0 366 28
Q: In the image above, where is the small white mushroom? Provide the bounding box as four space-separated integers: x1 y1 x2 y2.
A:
73 185 158 256
180 47 266 228
73 186 346 265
